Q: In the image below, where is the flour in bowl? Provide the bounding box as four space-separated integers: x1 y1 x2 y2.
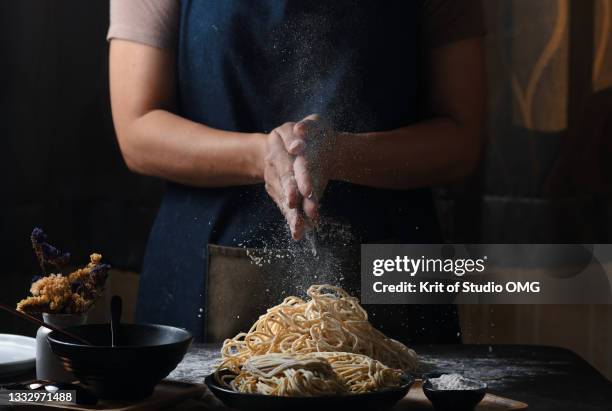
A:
428 374 483 390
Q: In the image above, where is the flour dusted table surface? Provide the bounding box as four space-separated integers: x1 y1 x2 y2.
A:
167 344 612 411
9 344 611 410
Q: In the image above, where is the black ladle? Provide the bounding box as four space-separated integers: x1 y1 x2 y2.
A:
0 303 92 345
110 295 122 347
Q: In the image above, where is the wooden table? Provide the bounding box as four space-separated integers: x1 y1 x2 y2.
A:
167 344 612 411
5 344 612 410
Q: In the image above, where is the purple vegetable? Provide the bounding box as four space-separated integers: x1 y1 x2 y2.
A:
31 228 70 274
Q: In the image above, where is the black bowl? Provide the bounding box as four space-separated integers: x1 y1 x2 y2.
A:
422 373 487 411
205 371 414 411
47 324 192 400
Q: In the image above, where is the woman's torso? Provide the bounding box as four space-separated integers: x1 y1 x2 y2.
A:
137 0 453 342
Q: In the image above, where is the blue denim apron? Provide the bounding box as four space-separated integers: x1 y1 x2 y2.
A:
136 0 459 343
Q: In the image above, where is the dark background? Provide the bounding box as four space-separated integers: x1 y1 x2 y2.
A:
1 0 611 352
0 1 162 335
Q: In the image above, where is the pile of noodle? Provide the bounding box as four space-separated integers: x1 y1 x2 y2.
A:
224 354 347 396
213 285 417 396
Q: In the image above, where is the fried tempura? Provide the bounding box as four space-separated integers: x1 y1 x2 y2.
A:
17 253 110 315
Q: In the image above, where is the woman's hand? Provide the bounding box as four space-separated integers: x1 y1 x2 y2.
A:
263 115 338 240
263 122 308 240
290 115 339 223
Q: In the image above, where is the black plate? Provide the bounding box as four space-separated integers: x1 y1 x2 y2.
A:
205 372 414 411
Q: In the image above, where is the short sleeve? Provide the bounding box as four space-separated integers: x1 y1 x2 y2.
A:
107 0 180 50
422 0 486 49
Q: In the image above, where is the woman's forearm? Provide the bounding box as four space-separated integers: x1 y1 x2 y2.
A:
331 37 486 190
116 109 266 187
110 40 267 188
333 117 483 189
331 38 485 190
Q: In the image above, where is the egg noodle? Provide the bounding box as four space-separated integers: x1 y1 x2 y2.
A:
224 353 347 396
214 284 418 396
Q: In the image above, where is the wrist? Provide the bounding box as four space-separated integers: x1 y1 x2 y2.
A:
332 132 356 181
249 132 268 181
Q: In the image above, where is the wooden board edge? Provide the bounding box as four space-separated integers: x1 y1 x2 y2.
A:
485 393 529 410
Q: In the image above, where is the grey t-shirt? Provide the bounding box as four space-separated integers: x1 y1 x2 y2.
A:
107 0 485 50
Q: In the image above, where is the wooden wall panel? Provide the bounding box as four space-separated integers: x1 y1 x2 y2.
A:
594 0 612 91
509 0 569 132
